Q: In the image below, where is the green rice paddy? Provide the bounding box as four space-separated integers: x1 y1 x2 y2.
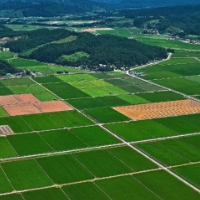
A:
0 68 200 199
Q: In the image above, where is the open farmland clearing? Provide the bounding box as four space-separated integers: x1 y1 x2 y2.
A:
1 159 53 190
84 107 130 123
137 134 200 166
63 182 110 200
114 99 200 120
70 126 120 147
173 163 200 189
0 107 8 118
0 137 17 158
0 116 32 133
133 170 200 200
21 113 64 131
154 77 200 95
39 129 88 151
0 87 14 96
33 101 73 113
104 114 200 142
1 70 200 199
4 103 41 116
36 154 94 184
141 58 200 80
172 51 200 58
66 98 106 110
7 58 84 75
0 93 73 116
1 78 35 87
8 85 57 101
15 94 39 103
7 133 54 156
22 188 69 200
49 111 94 127
58 74 97 82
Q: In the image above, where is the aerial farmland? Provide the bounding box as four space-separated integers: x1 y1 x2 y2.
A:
0 0 200 199
0 68 200 199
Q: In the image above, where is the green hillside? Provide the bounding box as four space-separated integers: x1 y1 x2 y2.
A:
5 29 167 70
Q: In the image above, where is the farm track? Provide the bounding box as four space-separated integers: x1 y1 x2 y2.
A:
100 125 200 193
126 71 200 103
1 131 200 164
1 158 200 198
0 58 200 196
0 143 124 164
0 168 161 197
25 73 200 195
131 53 172 70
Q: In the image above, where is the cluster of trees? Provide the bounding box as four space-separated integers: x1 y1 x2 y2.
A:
5 29 77 52
119 5 200 35
0 60 20 75
0 0 110 17
0 24 25 38
115 0 200 9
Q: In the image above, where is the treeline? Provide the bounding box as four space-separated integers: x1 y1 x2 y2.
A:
119 5 200 35
5 29 78 52
0 60 20 75
0 24 25 38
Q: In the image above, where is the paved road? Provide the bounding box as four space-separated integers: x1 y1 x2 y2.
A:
131 53 172 70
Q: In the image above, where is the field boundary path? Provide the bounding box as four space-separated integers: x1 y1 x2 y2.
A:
1 130 200 164
126 70 200 103
30 75 200 194
99 125 200 193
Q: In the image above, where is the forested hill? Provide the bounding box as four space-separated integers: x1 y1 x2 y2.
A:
115 0 199 8
4 29 167 70
119 5 200 35
0 60 20 75
0 0 110 17
1 0 199 18
92 0 200 8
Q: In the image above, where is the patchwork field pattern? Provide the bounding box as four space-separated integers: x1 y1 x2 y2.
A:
141 58 200 80
1 69 200 199
4 103 41 116
0 78 57 101
33 101 73 113
0 94 73 116
114 99 200 120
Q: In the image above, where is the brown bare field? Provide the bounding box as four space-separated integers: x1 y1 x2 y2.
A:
15 94 39 103
82 28 96 32
0 94 39 106
0 125 14 135
34 101 73 113
0 95 18 106
82 28 114 33
4 104 41 116
0 94 73 116
114 100 200 120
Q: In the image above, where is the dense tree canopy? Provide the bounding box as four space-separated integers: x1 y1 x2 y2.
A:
119 5 200 35
0 0 110 17
4 29 167 70
5 29 77 52
0 60 20 75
